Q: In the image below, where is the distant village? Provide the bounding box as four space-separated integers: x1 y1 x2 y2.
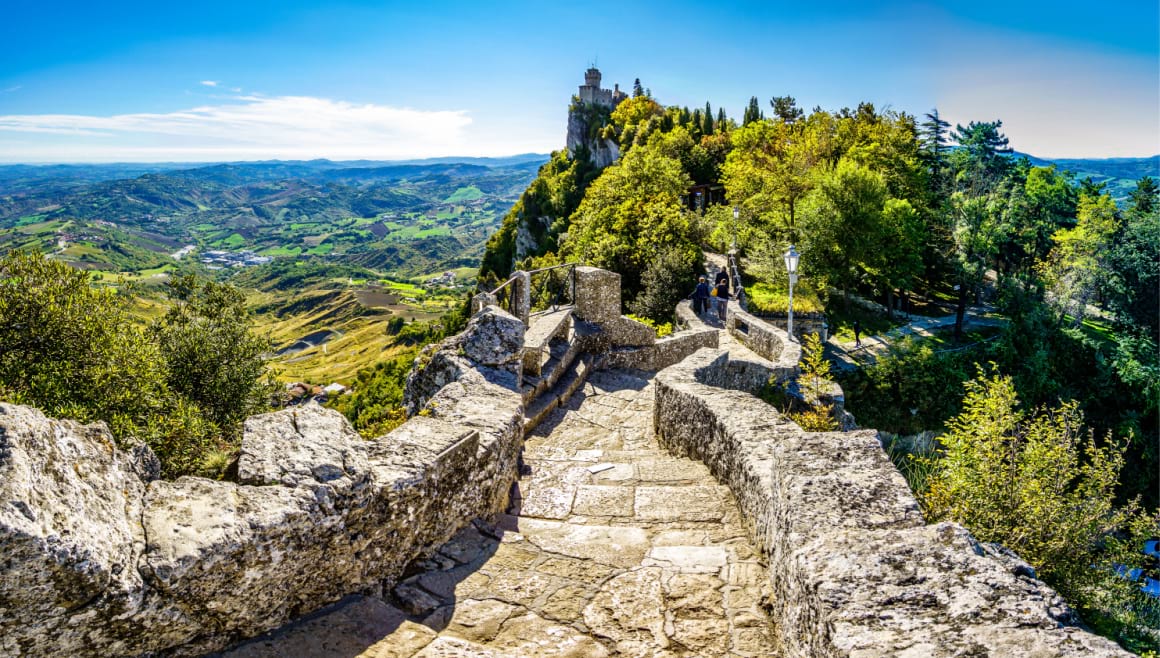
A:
196 249 272 269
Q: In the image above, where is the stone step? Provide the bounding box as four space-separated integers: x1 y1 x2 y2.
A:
521 307 573 378
521 336 583 405
523 356 592 433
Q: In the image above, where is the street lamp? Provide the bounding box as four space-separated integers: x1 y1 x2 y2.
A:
784 244 800 340
731 206 739 254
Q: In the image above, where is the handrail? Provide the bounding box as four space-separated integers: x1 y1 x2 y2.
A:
484 262 581 322
525 262 579 276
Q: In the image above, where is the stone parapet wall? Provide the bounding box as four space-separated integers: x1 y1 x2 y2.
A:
653 348 1131 658
602 327 719 371
726 302 802 373
0 310 527 657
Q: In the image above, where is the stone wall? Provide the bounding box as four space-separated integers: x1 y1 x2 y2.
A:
602 327 719 371
0 309 527 657
725 302 802 373
652 348 1131 657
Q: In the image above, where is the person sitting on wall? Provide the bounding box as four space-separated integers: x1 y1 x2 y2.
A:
691 276 710 315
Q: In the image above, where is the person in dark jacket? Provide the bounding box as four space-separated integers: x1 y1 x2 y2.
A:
691 276 710 315
714 279 731 320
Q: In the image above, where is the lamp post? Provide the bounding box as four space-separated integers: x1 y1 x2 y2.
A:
784 244 800 340
731 206 739 254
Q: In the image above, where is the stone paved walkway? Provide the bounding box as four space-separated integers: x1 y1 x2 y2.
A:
227 369 778 657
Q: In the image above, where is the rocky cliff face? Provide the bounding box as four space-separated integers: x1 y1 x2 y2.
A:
566 106 619 169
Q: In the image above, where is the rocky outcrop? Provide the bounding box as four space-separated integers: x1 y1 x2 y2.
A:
566 107 618 169
653 348 1131 657
0 404 150 657
403 305 524 416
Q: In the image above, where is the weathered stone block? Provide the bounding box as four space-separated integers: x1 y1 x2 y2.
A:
573 266 621 324
0 403 149 657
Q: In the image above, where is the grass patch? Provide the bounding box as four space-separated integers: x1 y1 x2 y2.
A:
216 233 246 248
746 281 824 315
261 246 302 257
444 185 483 203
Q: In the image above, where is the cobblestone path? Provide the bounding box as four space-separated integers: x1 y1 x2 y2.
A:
228 369 778 658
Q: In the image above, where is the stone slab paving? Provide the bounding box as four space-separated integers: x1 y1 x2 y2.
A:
226 368 779 657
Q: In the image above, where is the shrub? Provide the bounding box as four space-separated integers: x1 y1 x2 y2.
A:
627 246 698 324
924 369 1159 651
152 275 277 432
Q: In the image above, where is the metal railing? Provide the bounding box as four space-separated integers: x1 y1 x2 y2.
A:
527 263 577 314
728 253 746 311
486 262 579 321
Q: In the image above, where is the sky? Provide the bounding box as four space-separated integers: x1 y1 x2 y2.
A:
0 0 1156 163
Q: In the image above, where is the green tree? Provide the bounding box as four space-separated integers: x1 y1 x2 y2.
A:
1042 193 1120 327
950 120 1013 194
769 95 804 123
925 370 1158 651
0 250 168 428
153 275 275 431
920 108 950 192
1128 176 1157 214
627 246 700 324
702 101 714 135
742 96 763 125
723 115 830 244
632 78 644 98
561 134 695 300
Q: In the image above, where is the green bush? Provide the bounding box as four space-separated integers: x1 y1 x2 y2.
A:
0 252 275 479
925 370 1159 652
152 275 276 432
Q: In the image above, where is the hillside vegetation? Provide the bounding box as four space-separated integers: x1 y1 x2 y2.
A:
477 84 1159 652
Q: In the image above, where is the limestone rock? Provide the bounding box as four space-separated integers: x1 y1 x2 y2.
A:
238 403 370 508
0 403 148 656
458 306 525 366
404 306 523 416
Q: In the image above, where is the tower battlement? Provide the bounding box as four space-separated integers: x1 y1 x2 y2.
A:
576 67 626 108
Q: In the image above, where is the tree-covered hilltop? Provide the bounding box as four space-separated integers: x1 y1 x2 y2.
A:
479 84 1159 652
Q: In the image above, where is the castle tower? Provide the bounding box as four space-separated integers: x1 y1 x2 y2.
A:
584 67 601 88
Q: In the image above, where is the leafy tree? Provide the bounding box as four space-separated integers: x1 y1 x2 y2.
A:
561 133 695 300
1107 204 1160 341
702 101 714 135
769 95 804 123
716 107 727 131
0 250 168 429
723 116 829 244
627 246 699 324
632 78 644 98
1041 193 1120 327
949 191 1005 341
152 275 275 431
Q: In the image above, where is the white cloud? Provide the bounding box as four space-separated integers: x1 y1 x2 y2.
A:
200 80 219 87
1 85 21 94
0 95 550 162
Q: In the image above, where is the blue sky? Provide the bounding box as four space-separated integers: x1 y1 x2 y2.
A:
0 0 1156 162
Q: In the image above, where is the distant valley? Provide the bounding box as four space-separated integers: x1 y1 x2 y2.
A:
0 156 548 384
